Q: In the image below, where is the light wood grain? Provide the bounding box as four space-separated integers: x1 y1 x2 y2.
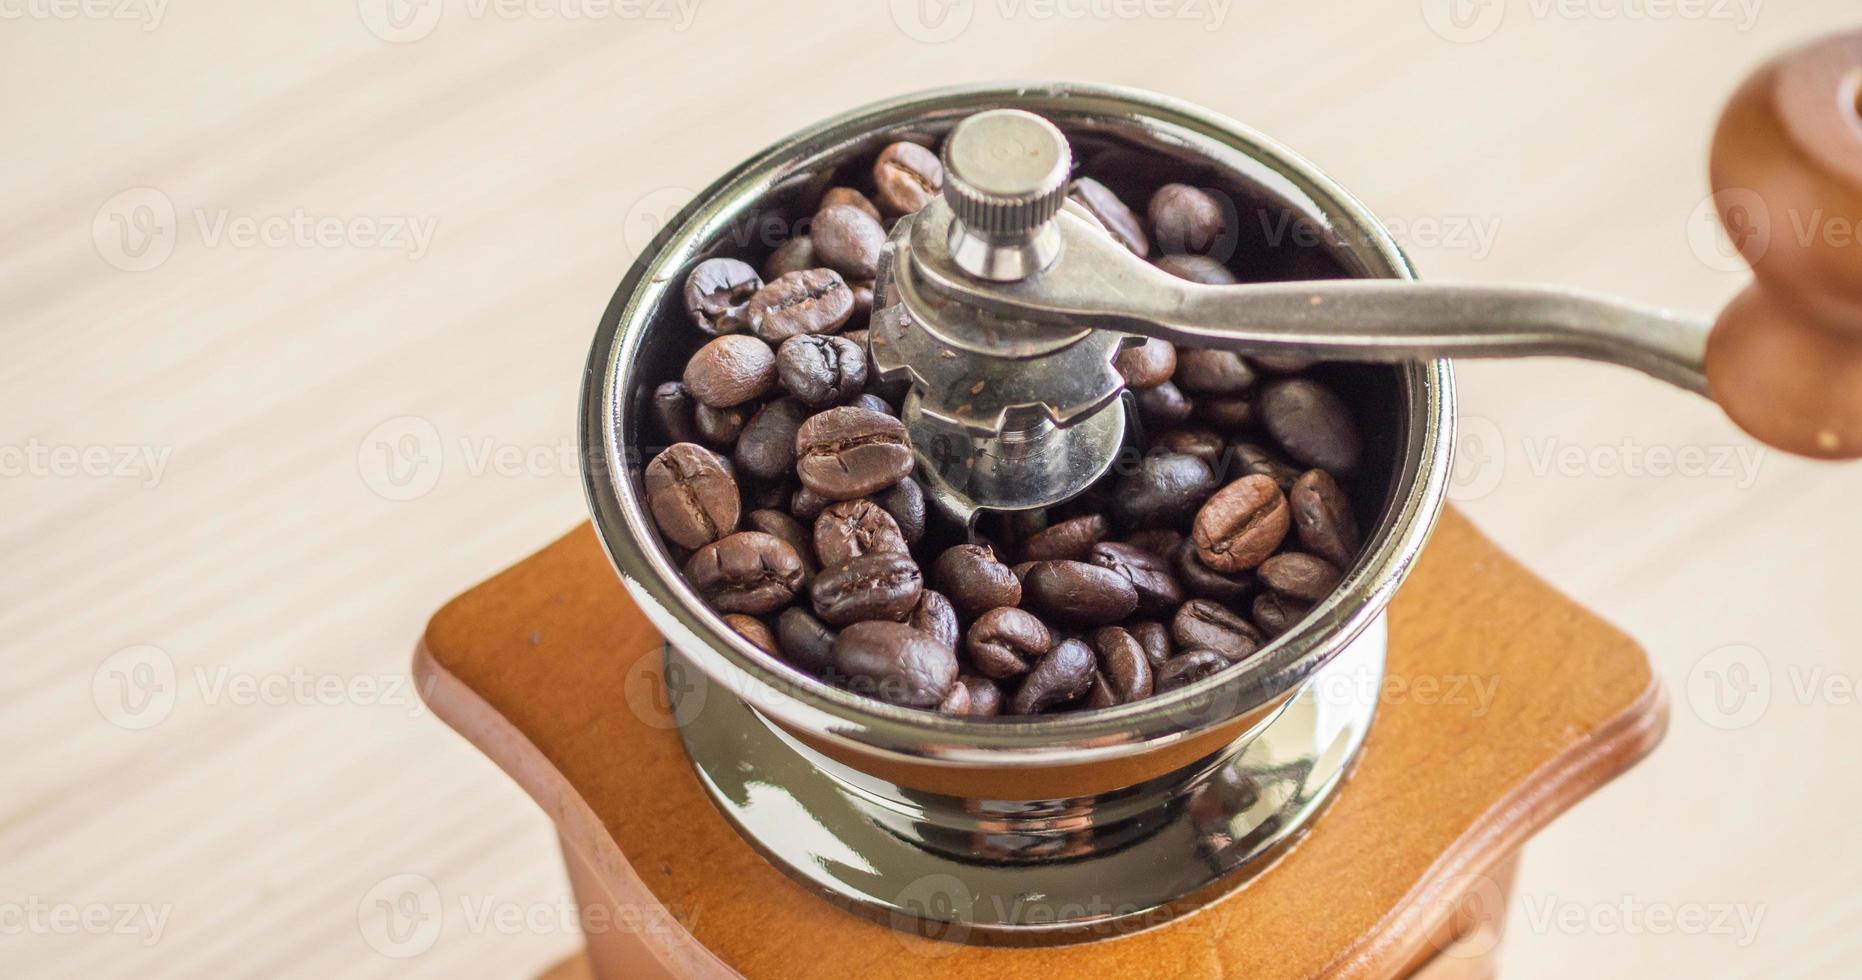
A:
3 3 1858 977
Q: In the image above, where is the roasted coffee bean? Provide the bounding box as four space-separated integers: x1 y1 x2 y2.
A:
734 397 808 481
1258 378 1361 475
794 406 914 500
685 531 805 615
1175 349 1256 396
1086 627 1154 707
1253 353 1316 374
747 268 855 342
742 480 793 512
684 334 776 408
1022 560 1140 625
1113 452 1217 528
956 674 1004 717
776 607 836 674
936 678 971 715
1289 468 1360 568
1156 649 1229 692
811 204 885 282
873 141 943 215
1148 184 1229 256
1153 428 1224 469
1087 541 1183 616
683 257 761 335
1115 338 1177 389
1020 514 1109 562
1136 379 1194 428
1253 592 1311 638
1130 620 1174 670
1010 638 1096 714
777 334 867 408
831 621 957 708
1171 599 1263 662
1231 440 1302 491
850 280 875 320
910 590 961 650
746 508 815 574
852 392 894 416
873 476 926 543
821 186 881 223
814 499 907 568
643 443 739 549
1155 253 1237 285
693 401 748 445
650 381 701 445
1125 528 1184 558
811 551 923 625
1067 177 1149 256
933 543 1021 617
1196 396 1254 428
1258 552 1342 602
965 606 1051 679
790 484 831 521
765 236 816 278
724 613 779 656
1011 560 1037 584
1192 475 1290 573
1171 539 1253 603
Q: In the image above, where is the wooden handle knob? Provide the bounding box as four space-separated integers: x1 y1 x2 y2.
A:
1705 30 1862 459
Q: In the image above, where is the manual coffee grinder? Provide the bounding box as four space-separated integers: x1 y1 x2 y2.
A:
415 30 1862 979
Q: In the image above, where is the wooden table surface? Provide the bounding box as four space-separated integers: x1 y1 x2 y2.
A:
5 3 1858 977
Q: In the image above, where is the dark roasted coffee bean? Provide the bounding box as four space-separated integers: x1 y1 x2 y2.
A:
724 613 779 656
872 476 925 544
1258 552 1342 603
746 509 816 578
651 381 701 445
1259 378 1361 475
811 204 885 282
936 678 971 715
1115 339 1177 389
1022 560 1140 625
794 406 914 500
1113 452 1217 529
1155 253 1237 284
734 397 808 481
852 392 894 416
1289 469 1360 568
643 443 739 549
790 484 831 521
1152 428 1224 469
1135 379 1194 428
1172 539 1253 603
684 334 776 408
683 257 761 335
1253 592 1311 639
685 531 804 615
811 551 923 625
910 590 961 650
832 621 957 707
1010 638 1096 714
966 606 1050 679
1068 177 1149 256
814 499 907 568
776 607 836 674
1196 396 1254 428
1156 649 1228 692
850 280 875 320
693 401 748 445
956 674 1004 716
873 142 943 215
1175 349 1256 396
742 479 792 512
1171 598 1263 662
777 334 867 408
1192 475 1290 573
1130 620 1174 670
747 268 854 342
1148 184 1229 256
1087 627 1154 707
1010 560 1037 584
1020 514 1109 562
822 186 881 223
1087 541 1183 616
933 543 1021 617
1231 440 1302 491
1124 528 1184 558
765 236 816 278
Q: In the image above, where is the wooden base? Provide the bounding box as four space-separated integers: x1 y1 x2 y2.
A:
414 509 1665 978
